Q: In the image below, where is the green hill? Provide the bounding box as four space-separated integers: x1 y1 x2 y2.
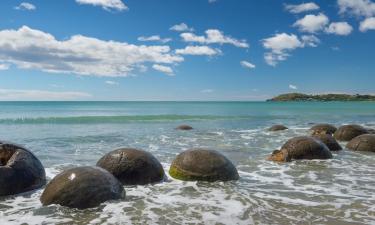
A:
267 93 375 102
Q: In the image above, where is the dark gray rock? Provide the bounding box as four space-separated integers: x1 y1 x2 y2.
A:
176 125 193 130
97 148 165 185
334 125 368 141
268 125 288 131
310 124 337 135
313 134 342 151
346 134 375 152
40 166 124 209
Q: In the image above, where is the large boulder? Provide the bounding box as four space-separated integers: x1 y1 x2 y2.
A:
346 134 375 152
40 166 124 209
97 148 165 185
312 134 342 151
268 125 288 131
0 141 46 196
267 136 333 162
334 125 368 141
176 125 193 130
169 149 239 182
310 124 337 135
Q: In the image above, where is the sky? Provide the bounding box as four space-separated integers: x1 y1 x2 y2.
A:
0 0 374 101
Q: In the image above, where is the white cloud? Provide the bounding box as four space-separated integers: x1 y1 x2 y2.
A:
0 64 10 70
289 84 298 90
75 0 128 11
105 80 119 85
137 35 172 43
170 23 194 32
0 26 183 77
208 0 217 3
0 88 91 101
181 29 249 48
240 60 256 69
285 2 320 14
15 2 36 11
262 33 319 66
338 0 375 17
293 13 329 33
201 89 214 93
152 64 174 76
325 22 353 35
359 17 375 31
175 46 221 56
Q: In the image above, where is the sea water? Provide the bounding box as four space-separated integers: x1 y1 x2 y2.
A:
0 101 374 225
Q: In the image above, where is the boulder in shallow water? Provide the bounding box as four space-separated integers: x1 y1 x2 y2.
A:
0 141 46 196
312 134 342 151
267 136 333 162
346 134 375 152
268 125 288 131
334 125 368 141
97 148 165 185
310 124 337 135
40 166 124 209
176 125 193 130
169 148 239 182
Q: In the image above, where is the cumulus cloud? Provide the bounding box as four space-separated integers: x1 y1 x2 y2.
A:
240 60 256 69
289 84 298 90
152 64 174 76
0 26 183 77
75 0 128 11
293 13 329 33
105 80 119 85
137 35 172 43
15 2 36 11
0 64 10 71
325 22 353 35
0 88 91 101
181 29 249 48
338 0 375 17
285 2 320 14
359 17 375 31
175 46 221 56
170 23 194 32
262 33 319 66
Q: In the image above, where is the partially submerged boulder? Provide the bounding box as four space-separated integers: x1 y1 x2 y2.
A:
313 134 342 151
334 124 368 141
97 148 165 185
268 125 288 131
40 166 124 209
176 125 193 130
267 136 333 162
310 124 337 135
169 149 239 182
0 141 46 196
346 134 375 152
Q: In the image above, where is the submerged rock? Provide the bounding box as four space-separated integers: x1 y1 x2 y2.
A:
169 148 239 182
176 125 193 130
97 148 165 185
312 134 342 151
0 141 46 196
40 166 124 209
268 125 288 131
334 125 368 141
346 134 375 152
267 136 333 162
310 124 337 135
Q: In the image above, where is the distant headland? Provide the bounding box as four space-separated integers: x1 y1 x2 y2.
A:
267 93 375 102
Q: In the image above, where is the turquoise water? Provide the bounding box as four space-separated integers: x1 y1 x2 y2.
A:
0 101 375 224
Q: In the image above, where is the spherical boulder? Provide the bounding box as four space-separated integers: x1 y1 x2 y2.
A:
40 166 124 209
346 134 375 152
334 125 368 141
97 148 165 185
268 125 288 131
312 134 342 151
310 124 337 135
0 142 46 196
169 149 239 182
176 125 193 130
267 136 333 162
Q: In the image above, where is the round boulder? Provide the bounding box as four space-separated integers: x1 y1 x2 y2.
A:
0 141 46 196
169 149 239 182
312 134 342 151
310 123 337 135
346 134 375 152
97 148 165 185
40 166 124 209
334 125 368 141
176 125 193 130
267 136 333 162
268 125 288 131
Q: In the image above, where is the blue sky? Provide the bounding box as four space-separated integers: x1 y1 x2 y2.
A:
0 0 374 101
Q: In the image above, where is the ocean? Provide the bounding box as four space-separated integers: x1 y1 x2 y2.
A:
0 101 374 224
